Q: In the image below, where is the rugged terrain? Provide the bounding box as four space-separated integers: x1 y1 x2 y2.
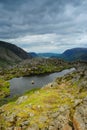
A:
0 58 70 80
0 62 87 130
0 41 87 130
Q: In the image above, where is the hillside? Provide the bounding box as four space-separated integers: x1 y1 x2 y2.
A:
37 48 87 62
0 41 32 67
46 48 87 62
62 48 87 61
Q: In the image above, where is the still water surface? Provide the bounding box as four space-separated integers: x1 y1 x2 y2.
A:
10 68 75 97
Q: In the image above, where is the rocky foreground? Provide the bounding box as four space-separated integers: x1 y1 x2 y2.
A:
0 62 87 130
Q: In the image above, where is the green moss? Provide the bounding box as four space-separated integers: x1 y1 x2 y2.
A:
25 88 40 95
0 79 10 99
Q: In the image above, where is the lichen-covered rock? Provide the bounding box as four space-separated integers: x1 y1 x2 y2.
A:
73 97 87 130
74 99 82 107
27 124 39 130
16 96 28 104
47 105 72 130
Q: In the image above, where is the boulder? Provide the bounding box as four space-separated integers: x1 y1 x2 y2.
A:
48 105 72 130
73 98 87 130
27 124 39 130
16 96 28 104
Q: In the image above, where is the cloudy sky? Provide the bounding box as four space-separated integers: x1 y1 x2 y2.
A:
0 0 87 53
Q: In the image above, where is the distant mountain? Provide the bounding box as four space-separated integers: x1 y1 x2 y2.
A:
38 53 61 58
28 52 38 58
41 48 87 62
62 48 87 61
0 41 32 67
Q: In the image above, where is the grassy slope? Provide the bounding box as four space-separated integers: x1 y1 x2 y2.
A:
0 70 87 129
62 48 87 61
0 79 10 98
0 47 21 67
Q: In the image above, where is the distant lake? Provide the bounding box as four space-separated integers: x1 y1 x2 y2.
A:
9 68 75 97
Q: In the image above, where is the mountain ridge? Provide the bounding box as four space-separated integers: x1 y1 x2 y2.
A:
35 48 87 62
62 48 87 61
0 41 32 67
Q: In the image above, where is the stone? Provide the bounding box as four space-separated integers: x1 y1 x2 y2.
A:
5 113 17 124
49 126 57 130
25 103 32 108
41 127 48 130
5 127 14 130
0 108 4 114
74 99 82 107
62 124 72 130
51 112 59 118
48 105 71 130
39 116 47 123
14 127 22 130
16 96 28 104
73 98 87 130
83 97 87 104
20 120 29 127
27 124 39 130
51 82 58 88
29 113 34 117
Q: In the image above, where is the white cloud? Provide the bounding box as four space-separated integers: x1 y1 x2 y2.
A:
0 0 87 52
3 32 87 53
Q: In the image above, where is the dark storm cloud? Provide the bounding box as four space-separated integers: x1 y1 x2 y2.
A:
0 0 82 37
0 0 87 52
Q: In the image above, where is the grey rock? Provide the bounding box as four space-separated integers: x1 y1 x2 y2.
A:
5 114 17 123
41 128 48 130
27 124 39 130
49 126 58 130
29 113 34 117
21 120 29 126
16 95 28 104
51 112 59 118
83 97 87 104
39 116 47 123
51 82 58 88
74 99 82 107
6 127 14 130
73 98 87 130
48 105 71 130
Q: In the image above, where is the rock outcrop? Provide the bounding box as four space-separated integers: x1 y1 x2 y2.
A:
73 97 87 130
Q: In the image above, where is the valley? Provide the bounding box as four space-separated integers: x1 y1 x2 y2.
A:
0 61 87 130
0 0 87 129
0 41 87 130
0 57 71 99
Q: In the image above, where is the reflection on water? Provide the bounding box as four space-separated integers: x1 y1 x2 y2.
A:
9 68 75 97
